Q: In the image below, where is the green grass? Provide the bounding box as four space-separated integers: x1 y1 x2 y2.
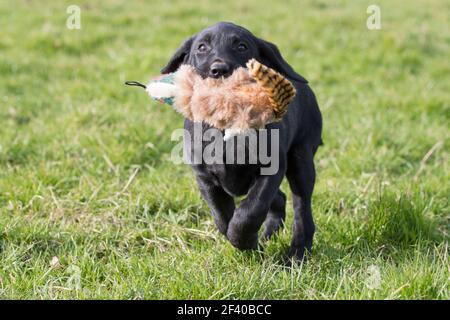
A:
0 0 449 299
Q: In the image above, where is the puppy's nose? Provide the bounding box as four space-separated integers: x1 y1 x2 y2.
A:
209 62 230 78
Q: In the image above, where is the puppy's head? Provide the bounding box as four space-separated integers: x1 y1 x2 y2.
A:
161 22 307 83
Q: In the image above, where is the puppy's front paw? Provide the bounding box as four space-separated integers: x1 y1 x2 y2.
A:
213 217 229 237
287 245 312 262
261 217 284 241
226 223 258 250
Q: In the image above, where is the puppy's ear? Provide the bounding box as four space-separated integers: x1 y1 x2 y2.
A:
161 36 195 74
256 38 308 83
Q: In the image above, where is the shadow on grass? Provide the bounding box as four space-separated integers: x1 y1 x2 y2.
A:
363 192 444 246
316 190 447 263
236 190 448 268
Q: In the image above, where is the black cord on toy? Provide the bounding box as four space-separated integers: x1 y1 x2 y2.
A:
125 81 146 89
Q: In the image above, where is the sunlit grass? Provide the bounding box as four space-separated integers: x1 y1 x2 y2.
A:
0 0 448 299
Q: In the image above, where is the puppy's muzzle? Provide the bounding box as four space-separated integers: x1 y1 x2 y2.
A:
209 61 231 78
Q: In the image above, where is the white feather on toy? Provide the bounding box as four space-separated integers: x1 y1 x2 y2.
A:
145 82 177 99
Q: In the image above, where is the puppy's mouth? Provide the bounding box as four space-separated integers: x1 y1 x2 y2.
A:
194 65 241 79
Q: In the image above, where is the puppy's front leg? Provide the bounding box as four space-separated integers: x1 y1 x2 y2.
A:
226 165 286 250
195 174 235 236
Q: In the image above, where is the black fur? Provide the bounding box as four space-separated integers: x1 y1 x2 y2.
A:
161 22 322 260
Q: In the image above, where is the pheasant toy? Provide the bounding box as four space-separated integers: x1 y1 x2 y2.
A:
126 59 296 140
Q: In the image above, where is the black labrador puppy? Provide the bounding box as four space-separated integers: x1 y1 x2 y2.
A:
161 22 322 260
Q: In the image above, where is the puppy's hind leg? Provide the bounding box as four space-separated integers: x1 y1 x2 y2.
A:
261 189 286 241
286 146 316 261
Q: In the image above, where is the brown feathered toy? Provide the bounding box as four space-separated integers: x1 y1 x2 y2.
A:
126 59 296 140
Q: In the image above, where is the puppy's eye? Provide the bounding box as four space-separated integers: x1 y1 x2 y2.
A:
237 43 248 52
198 44 208 52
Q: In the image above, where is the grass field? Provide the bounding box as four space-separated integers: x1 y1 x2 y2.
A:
0 0 449 299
